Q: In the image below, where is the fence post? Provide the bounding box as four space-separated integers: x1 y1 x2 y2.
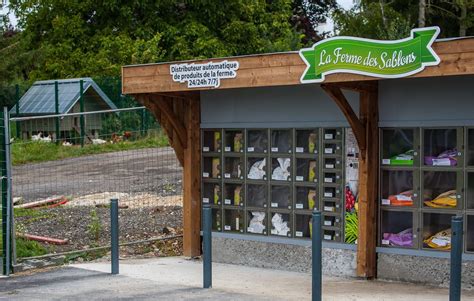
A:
54 81 60 144
110 198 119 275
15 85 20 139
140 108 146 137
203 205 212 288
1 107 11 276
450 216 463 301
312 210 322 301
79 80 85 147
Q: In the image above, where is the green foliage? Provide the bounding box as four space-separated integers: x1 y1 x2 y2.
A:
345 211 358 244
333 2 413 39
0 232 49 258
11 133 169 165
8 0 305 81
333 0 474 39
87 209 102 242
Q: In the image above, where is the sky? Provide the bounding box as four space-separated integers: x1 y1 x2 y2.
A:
318 0 356 34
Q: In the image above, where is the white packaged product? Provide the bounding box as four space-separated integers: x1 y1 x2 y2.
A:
247 211 266 234
248 158 266 180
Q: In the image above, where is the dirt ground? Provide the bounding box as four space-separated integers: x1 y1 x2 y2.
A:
12 147 182 202
11 147 185 256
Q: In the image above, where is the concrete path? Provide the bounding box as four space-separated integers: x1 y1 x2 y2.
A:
1 257 473 300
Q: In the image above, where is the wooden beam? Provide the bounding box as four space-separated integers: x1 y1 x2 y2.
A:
122 38 474 94
356 86 379 278
149 94 188 149
134 94 185 166
182 95 201 257
321 84 366 151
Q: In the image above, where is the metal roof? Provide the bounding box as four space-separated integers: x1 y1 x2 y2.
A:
10 78 118 116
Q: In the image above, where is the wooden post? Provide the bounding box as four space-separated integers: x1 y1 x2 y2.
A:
183 95 201 257
356 87 378 278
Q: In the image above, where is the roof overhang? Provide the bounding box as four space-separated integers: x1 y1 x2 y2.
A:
122 37 474 95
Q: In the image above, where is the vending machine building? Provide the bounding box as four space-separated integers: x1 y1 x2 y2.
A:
122 27 474 285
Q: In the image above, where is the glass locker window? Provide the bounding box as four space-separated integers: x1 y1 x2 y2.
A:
271 129 292 153
295 129 318 154
381 129 415 166
467 215 474 252
247 211 267 234
224 157 243 179
381 170 415 207
203 182 221 205
381 210 414 248
223 183 243 206
247 157 267 180
467 172 474 209
247 129 268 153
202 157 220 179
468 129 474 166
295 158 317 182
423 212 455 250
295 186 317 210
247 184 267 208
295 214 312 238
423 128 459 166
223 209 244 232
202 130 221 153
224 130 244 153
423 171 458 209
212 208 222 231
270 185 291 209
271 157 291 181
270 212 291 237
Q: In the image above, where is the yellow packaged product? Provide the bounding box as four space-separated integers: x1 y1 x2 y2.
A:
424 228 451 250
424 190 457 208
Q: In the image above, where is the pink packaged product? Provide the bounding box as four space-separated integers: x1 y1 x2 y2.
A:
424 149 458 166
382 228 413 247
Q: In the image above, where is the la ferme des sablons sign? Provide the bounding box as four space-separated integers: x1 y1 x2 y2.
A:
299 27 441 83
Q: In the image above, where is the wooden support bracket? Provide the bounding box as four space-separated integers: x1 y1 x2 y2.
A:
321 84 366 152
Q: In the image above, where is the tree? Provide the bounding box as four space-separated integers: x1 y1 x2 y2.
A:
291 0 337 45
8 0 306 81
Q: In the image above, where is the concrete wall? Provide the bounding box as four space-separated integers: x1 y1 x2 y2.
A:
212 236 357 277
378 253 474 289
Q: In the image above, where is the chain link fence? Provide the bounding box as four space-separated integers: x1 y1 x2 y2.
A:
0 99 183 272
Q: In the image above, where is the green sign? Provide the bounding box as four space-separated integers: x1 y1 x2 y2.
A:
299 27 440 83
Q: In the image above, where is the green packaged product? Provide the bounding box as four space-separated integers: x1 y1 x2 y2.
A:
214 185 220 205
234 186 242 206
214 131 221 151
234 133 243 152
308 133 317 153
308 189 316 210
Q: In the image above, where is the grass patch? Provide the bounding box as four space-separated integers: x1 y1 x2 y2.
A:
12 133 169 165
0 232 50 258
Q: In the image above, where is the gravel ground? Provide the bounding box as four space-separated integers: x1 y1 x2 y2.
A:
16 205 183 255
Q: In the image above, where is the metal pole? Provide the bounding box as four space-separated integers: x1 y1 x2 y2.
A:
312 210 322 301
5 109 16 266
450 216 463 301
79 80 85 147
203 205 212 288
110 198 119 275
140 108 146 137
15 85 20 139
1 107 11 276
54 81 60 144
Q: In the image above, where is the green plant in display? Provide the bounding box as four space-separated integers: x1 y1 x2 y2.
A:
88 209 102 242
345 211 358 244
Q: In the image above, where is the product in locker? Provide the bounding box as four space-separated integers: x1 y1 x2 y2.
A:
248 158 266 180
212 158 220 178
214 131 221 151
387 190 414 206
248 211 266 234
424 149 458 166
308 189 316 210
234 133 243 152
271 213 290 236
424 228 451 250
234 186 242 206
424 190 457 208
385 150 414 166
214 185 220 205
345 186 355 211
308 160 317 182
382 228 413 247
308 133 317 153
